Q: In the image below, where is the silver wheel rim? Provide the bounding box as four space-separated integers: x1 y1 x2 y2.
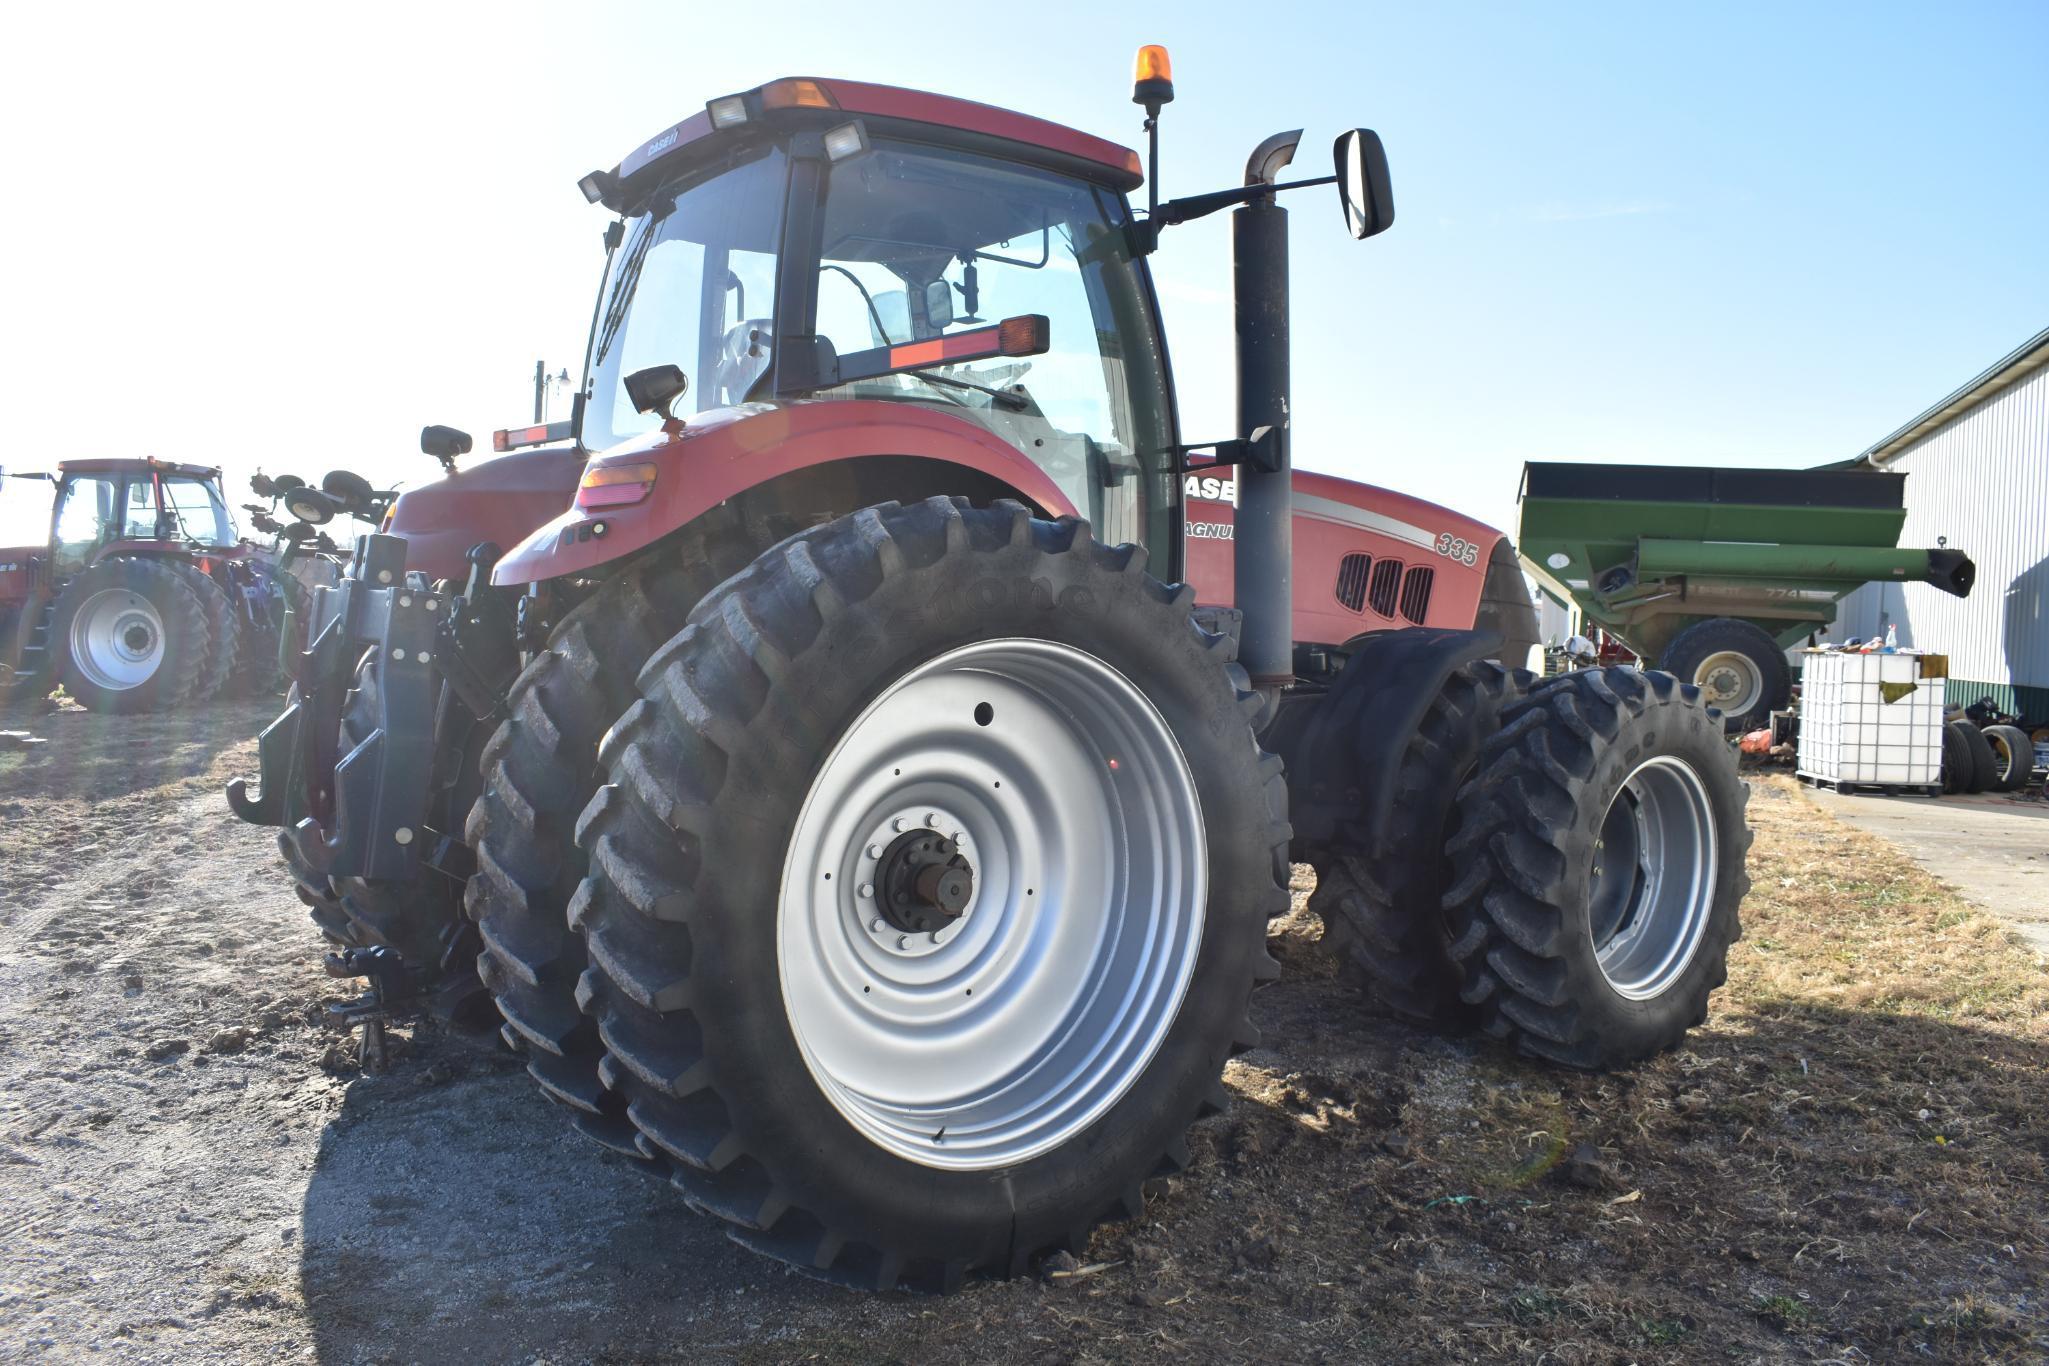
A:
778 638 1207 1171
1588 755 1718 1000
68 587 165 692
1693 649 1762 717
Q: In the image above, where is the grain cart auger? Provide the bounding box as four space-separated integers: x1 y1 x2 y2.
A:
227 50 1749 1290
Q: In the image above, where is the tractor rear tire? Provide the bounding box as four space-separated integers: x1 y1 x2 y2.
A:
570 498 1287 1290
466 508 758 1155
1312 659 1529 1023
1984 723 2034 791
1657 617 1788 734
1950 719 1996 795
168 563 242 703
1443 667 1750 1069
51 557 213 713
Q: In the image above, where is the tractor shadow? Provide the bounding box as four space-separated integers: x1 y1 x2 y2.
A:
0 694 281 805
295 1031 843 1364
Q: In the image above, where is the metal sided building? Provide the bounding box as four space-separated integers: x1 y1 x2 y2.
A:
1834 326 2049 718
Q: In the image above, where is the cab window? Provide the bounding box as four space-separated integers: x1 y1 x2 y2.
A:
814 142 1174 553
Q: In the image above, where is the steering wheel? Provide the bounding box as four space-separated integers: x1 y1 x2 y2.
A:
714 319 774 406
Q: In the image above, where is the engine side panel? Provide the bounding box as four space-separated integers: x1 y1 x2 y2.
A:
1183 467 1506 648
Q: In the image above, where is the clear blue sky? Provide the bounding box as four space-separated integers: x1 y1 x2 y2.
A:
1 0 2043 545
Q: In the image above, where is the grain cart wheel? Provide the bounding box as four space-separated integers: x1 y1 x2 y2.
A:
1657 617 1789 734
466 507 757 1155
572 499 1287 1291
1950 719 1997 795
1983 723 2034 791
1312 659 1530 1023
166 562 242 703
1443 667 1750 1068
51 556 213 713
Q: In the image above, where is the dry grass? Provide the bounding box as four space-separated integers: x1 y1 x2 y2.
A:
777 777 2049 1362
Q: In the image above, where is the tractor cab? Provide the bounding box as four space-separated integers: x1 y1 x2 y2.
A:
47 459 239 577
557 78 1179 564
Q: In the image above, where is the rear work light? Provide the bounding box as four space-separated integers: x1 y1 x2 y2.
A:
576 460 658 510
706 95 749 128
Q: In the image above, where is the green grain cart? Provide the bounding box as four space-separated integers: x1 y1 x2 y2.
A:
1517 462 1975 731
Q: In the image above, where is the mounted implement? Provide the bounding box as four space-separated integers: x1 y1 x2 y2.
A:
231 50 1749 1291
1518 461 1974 730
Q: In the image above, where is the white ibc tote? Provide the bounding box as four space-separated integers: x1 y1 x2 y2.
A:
1796 650 1945 789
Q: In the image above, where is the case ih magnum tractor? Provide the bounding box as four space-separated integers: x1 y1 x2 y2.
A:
1 459 287 711
231 54 1748 1290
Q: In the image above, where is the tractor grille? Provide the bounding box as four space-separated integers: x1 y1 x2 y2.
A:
1400 565 1435 623
1334 554 1371 612
1367 558 1403 617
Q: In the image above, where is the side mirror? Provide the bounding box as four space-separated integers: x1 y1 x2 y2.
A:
1334 129 1394 240
624 364 689 419
923 280 954 332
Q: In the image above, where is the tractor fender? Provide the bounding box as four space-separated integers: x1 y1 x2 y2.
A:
491 401 1077 587
1271 625 1505 854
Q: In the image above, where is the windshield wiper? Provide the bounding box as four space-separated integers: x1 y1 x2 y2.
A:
593 218 660 366
911 370 1030 411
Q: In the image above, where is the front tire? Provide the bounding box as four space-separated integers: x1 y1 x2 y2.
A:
1443 667 1750 1068
571 499 1288 1290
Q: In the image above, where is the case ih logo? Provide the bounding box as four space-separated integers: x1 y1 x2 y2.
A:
1184 474 1235 502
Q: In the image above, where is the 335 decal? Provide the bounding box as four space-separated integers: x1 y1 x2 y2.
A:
1435 532 1479 567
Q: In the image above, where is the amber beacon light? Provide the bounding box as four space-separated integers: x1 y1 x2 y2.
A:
1132 45 1174 111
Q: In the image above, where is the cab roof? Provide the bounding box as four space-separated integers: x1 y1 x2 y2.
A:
57 457 221 480
612 76 1144 196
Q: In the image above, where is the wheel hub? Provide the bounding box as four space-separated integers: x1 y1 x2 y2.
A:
874 826 974 934
1693 650 1762 715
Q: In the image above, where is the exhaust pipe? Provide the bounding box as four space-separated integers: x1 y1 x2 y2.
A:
1232 134 1300 698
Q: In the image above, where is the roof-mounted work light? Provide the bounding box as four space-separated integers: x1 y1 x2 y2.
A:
823 120 871 162
577 169 614 204
706 95 749 128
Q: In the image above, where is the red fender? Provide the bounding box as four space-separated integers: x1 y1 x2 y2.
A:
491 401 1079 587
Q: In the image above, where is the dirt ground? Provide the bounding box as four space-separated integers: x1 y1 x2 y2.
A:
2 700 2045 1364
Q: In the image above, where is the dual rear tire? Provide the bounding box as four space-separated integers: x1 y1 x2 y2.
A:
471 498 1288 1289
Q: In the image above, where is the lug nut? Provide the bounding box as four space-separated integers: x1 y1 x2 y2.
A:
926 813 940 826
859 883 873 899
897 935 910 950
394 827 414 845
870 919 885 933
867 843 882 858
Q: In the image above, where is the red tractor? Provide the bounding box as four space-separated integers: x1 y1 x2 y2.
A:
1 458 293 712
232 54 1747 1291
